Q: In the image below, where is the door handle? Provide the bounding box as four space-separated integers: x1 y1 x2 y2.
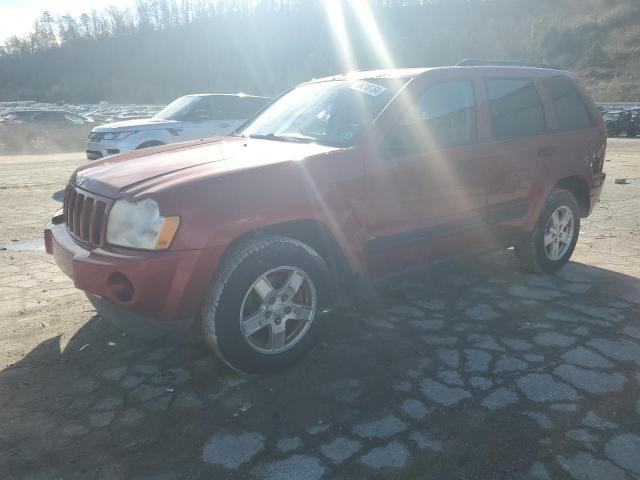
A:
538 145 558 158
218 123 231 128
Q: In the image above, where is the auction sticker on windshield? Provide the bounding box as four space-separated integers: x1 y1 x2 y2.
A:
350 81 387 96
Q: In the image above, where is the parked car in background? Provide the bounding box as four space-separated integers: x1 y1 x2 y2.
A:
46 64 606 373
603 110 626 137
0 110 94 152
86 93 272 160
603 108 640 137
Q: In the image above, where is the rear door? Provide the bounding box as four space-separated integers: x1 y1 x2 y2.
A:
537 75 603 205
211 96 247 135
211 96 271 135
482 77 551 244
364 76 488 274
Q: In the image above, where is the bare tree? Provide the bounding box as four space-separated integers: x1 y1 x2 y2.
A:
58 14 80 42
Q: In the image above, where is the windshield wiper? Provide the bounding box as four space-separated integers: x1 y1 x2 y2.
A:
248 133 314 144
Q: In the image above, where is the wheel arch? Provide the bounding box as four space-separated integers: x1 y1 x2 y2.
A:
218 219 356 294
136 140 165 150
554 176 590 217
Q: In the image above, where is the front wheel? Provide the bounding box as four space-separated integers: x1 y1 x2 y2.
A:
201 235 330 374
26 132 49 152
515 189 580 274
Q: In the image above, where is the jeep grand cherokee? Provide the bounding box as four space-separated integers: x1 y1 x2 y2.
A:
45 65 606 373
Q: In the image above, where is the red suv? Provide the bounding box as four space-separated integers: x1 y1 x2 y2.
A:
45 65 606 373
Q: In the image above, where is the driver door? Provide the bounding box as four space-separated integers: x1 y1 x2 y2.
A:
364 77 489 275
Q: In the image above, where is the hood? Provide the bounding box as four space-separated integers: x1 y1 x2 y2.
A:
93 118 181 132
73 137 339 198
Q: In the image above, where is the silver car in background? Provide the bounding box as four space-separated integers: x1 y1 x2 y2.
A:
86 93 271 160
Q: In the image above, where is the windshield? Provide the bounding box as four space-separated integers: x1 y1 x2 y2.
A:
154 96 203 121
239 78 408 147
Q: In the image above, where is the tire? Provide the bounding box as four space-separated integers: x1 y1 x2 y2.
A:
515 189 580 274
136 141 165 150
26 132 48 152
201 235 330 374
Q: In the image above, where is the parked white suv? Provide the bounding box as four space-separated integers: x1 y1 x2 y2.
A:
86 93 271 160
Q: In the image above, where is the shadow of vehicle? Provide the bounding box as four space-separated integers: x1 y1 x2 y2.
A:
1 252 639 479
52 189 65 202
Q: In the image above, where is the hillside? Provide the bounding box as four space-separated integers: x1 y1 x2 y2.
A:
0 0 639 103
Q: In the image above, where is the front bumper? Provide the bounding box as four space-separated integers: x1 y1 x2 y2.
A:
86 137 140 160
44 218 223 324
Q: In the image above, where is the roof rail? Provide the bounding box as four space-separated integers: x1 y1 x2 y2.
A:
456 59 563 70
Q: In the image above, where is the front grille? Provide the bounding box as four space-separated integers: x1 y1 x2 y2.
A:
63 185 110 247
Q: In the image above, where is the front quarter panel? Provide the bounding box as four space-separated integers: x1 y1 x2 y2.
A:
159 149 368 273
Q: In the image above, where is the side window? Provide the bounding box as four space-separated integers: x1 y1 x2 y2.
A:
64 113 86 125
486 79 545 140
184 97 213 120
395 79 476 151
33 111 63 122
547 77 593 131
212 96 243 120
238 97 270 118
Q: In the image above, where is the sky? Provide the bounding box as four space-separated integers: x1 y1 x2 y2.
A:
0 0 135 41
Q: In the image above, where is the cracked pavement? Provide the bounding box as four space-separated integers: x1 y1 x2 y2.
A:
1 139 639 479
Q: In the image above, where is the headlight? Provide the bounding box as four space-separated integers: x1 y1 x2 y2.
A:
102 131 137 140
106 198 180 250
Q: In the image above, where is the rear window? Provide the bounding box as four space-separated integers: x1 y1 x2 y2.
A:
547 77 593 131
486 78 545 140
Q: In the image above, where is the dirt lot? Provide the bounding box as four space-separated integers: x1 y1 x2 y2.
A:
1 140 639 480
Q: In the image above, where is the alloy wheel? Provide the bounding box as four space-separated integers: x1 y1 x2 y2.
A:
239 266 317 354
544 206 574 261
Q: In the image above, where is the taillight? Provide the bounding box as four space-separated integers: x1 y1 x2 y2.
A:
590 141 606 173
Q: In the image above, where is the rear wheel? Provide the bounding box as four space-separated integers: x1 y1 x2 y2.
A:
515 189 580 274
201 235 329 374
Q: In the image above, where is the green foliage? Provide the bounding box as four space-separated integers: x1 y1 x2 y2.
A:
0 0 638 102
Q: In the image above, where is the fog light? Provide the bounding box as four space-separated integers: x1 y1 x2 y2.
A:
107 272 134 302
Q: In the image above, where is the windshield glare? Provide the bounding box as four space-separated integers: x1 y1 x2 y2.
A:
154 96 201 121
239 79 407 147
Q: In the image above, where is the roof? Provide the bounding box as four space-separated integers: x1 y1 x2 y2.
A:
312 68 432 83
309 65 573 84
184 93 272 99
4 109 54 114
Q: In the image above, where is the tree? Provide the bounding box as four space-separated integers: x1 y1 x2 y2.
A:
58 14 80 42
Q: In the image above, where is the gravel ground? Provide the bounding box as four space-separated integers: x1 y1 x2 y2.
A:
0 139 639 479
